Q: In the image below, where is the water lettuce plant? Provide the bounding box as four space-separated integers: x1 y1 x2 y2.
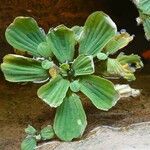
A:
21 125 54 150
1 11 143 144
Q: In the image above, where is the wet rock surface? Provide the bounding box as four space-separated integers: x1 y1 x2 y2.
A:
37 122 150 150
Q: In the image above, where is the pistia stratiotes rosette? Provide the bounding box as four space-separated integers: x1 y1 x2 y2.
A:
1 11 142 142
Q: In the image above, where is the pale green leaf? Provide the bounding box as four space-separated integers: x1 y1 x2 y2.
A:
80 75 119 111
41 60 54 70
54 93 87 141
143 16 150 40
106 58 136 81
37 42 53 58
134 0 150 15
70 80 80 92
47 25 76 63
133 0 150 40
103 32 133 55
25 125 36 135
37 76 70 107
40 125 55 140
5 17 46 56
1 54 49 82
79 11 117 56
21 137 36 150
72 55 94 76
97 52 108 60
117 53 143 68
71 26 83 42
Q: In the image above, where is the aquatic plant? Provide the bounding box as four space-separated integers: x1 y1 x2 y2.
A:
133 0 150 40
1 11 143 148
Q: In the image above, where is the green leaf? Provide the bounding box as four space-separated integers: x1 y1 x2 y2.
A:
60 63 70 71
25 125 37 135
40 125 55 140
37 76 70 107
54 93 87 141
103 32 133 55
41 60 54 70
97 52 108 60
1 54 49 82
72 55 94 76
117 53 143 68
70 80 80 92
5 17 46 56
142 16 150 40
37 42 53 58
71 26 83 42
106 58 136 81
134 0 150 15
47 25 76 63
133 0 150 40
79 11 117 56
80 75 119 111
21 137 36 150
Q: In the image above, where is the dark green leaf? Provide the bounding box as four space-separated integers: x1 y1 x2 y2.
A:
21 137 36 150
5 17 46 56
37 76 70 107
79 11 117 56
40 125 55 140
1 54 49 82
54 93 87 141
72 55 94 76
80 75 119 111
47 25 76 63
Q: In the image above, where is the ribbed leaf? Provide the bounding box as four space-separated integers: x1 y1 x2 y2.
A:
80 75 119 111
47 25 76 63
72 55 94 76
1 54 49 82
134 0 150 15
54 93 87 141
103 32 133 55
79 11 117 56
143 16 150 40
40 125 55 140
37 76 70 107
106 58 136 81
117 53 143 68
21 137 36 150
5 17 46 56
37 42 53 58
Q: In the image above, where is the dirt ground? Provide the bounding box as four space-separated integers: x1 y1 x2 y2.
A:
0 64 150 150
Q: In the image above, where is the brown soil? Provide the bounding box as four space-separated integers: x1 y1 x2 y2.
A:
0 64 150 150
